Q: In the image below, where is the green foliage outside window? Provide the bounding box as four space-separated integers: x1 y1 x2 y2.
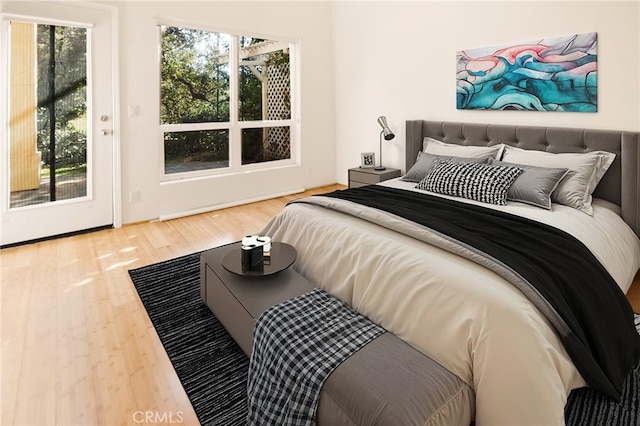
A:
160 26 291 170
161 27 230 124
36 24 87 170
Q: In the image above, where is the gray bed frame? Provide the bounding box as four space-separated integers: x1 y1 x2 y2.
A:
406 120 640 237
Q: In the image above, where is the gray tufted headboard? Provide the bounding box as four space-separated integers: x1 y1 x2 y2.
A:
405 120 640 236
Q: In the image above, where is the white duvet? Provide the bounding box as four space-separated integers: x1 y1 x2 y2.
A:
261 179 640 425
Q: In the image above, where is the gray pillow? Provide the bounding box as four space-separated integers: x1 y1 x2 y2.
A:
500 145 615 215
489 159 569 209
402 152 488 183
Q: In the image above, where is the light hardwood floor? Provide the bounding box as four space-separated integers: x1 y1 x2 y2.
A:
2 183 640 426
1 185 342 426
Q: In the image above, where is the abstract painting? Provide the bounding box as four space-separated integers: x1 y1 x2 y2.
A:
456 32 597 112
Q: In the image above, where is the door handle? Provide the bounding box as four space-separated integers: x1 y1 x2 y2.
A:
100 129 111 136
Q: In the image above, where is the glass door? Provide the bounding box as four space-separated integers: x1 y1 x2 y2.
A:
1 2 114 246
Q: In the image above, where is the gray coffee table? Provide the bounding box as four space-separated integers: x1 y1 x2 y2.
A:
200 241 315 355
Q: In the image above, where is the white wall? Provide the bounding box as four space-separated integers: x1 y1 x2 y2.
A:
333 1 640 184
113 1 640 222
112 1 335 224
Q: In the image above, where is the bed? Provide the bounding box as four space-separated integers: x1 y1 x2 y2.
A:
259 120 640 425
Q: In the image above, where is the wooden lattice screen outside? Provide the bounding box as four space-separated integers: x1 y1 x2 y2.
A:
265 62 290 160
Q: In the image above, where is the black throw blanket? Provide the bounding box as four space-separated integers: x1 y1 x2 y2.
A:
319 185 640 400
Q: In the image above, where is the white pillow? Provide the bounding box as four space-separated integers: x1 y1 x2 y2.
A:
500 145 615 215
423 137 503 159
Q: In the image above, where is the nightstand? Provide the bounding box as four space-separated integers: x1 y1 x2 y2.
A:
348 167 401 188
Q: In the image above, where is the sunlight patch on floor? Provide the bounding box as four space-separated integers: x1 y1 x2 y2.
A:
106 258 139 271
66 277 94 292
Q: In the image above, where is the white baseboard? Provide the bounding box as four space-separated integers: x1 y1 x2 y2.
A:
157 188 305 222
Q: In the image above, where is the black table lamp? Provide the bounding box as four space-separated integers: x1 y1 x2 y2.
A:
375 116 395 170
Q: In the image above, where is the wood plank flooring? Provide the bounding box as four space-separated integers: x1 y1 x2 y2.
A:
1 185 342 426
2 183 639 425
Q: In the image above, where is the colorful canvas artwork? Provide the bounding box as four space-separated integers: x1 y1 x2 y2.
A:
456 32 597 112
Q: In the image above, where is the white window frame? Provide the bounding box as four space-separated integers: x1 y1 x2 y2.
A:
156 19 299 182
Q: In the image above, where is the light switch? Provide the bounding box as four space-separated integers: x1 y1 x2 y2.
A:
128 105 140 117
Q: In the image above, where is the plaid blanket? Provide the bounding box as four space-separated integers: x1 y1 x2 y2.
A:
247 288 385 426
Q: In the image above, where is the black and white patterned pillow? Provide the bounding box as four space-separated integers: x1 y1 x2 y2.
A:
416 159 523 205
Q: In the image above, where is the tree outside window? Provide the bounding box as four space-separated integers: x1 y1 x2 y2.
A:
160 25 294 177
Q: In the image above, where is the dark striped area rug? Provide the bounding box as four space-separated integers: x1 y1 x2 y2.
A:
128 252 640 426
565 313 640 425
129 252 249 425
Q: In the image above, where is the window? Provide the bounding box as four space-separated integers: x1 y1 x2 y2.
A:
8 21 88 208
159 24 296 179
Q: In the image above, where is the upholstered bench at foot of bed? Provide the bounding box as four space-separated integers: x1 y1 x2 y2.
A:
317 332 475 426
199 243 474 425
